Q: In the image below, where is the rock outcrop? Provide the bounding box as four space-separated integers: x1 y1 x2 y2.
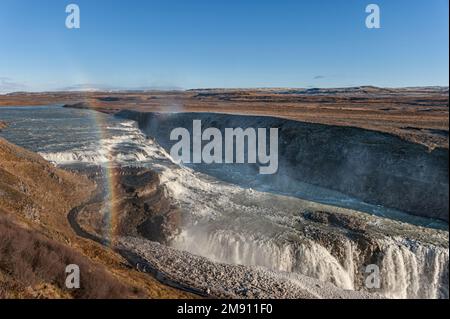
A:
0 121 7 130
77 166 182 245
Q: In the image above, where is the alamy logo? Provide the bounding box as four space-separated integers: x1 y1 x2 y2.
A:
65 4 80 29
365 4 381 29
365 264 381 289
65 264 80 289
170 120 279 174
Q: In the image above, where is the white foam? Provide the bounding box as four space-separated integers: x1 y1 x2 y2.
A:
39 150 110 164
39 120 170 165
155 154 448 298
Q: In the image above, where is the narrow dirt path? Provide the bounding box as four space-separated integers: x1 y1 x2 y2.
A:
67 196 209 297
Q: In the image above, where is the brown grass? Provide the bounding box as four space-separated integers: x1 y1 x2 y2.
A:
0 214 144 299
0 138 196 299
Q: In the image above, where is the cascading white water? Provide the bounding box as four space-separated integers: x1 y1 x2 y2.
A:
378 239 449 299
172 224 448 299
171 228 357 292
38 120 171 166
173 230 354 289
292 240 355 290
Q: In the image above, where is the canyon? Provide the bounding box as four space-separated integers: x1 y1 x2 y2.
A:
0 87 448 299
117 110 448 223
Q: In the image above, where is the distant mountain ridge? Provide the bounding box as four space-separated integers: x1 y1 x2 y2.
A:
189 86 449 95
56 84 184 92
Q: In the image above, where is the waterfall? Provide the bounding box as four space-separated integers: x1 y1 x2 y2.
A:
173 228 355 291
378 239 449 299
172 227 449 299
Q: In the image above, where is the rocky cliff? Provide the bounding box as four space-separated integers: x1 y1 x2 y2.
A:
116 111 449 223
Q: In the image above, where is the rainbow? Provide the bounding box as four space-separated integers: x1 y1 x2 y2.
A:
80 96 121 247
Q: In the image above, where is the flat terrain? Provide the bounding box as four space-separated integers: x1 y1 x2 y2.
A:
0 86 448 149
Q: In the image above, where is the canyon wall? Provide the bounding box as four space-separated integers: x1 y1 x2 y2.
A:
117 111 448 222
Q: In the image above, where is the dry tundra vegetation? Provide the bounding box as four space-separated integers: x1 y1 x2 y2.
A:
0 214 142 298
0 87 448 149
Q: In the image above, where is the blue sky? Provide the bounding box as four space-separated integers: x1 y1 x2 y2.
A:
0 0 448 91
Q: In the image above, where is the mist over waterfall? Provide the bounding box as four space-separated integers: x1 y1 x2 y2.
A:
159 160 448 299
111 110 448 299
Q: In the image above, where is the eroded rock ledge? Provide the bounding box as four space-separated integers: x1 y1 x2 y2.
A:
77 166 182 245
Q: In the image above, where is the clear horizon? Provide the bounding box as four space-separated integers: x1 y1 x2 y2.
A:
1 84 450 95
1 0 449 93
